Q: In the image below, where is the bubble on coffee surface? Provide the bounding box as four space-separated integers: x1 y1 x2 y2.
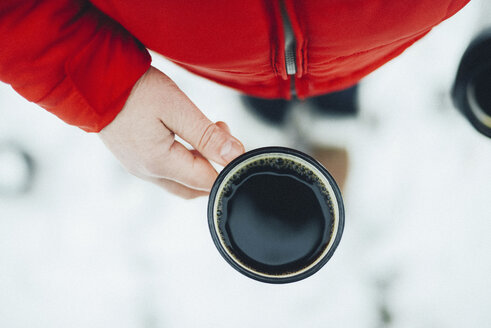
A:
213 153 338 278
216 156 335 216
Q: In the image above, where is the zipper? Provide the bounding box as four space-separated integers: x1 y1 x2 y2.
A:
280 1 297 95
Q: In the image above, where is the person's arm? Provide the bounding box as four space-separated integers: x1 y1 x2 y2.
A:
0 0 150 132
0 1 244 198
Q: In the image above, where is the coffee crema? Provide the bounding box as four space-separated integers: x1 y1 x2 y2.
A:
211 152 341 280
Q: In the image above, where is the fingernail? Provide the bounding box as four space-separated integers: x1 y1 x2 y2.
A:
220 140 243 163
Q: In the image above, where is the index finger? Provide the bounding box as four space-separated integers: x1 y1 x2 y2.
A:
157 83 244 166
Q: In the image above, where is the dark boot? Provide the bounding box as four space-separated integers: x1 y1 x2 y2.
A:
308 84 359 117
240 95 292 126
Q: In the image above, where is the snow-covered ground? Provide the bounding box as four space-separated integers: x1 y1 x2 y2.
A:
1 2 491 327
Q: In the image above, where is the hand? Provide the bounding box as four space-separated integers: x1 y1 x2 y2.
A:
98 66 245 199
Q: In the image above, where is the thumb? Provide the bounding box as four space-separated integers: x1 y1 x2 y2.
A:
162 104 244 166
149 67 245 165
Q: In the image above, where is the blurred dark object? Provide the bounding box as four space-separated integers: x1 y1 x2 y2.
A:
0 142 36 196
452 28 491 138
241 84 359 126
308 84 359 117
240 95 291 125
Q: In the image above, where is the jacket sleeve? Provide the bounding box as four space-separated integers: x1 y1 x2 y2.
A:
0 0 151 132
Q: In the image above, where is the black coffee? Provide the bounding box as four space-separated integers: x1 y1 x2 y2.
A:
215 155 335 276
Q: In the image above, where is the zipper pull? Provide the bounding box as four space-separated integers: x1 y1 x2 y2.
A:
281 3 297 76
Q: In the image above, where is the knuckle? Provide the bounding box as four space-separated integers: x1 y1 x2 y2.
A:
121 163 144 179
125 170 141 182
139 145 173 177
126 167 140 177
197 123 224 152
141 158 166 177
181 193 199 200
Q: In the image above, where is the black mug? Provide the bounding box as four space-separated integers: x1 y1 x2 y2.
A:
207 147 345 283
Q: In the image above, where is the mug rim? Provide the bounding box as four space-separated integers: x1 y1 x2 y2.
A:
207 146 345 284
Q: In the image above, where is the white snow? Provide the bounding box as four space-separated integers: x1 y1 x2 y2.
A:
1 1 491 327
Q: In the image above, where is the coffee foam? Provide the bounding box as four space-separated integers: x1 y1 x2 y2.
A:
213 152 340 279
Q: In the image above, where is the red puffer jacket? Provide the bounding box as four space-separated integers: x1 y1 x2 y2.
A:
0 0 470 132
